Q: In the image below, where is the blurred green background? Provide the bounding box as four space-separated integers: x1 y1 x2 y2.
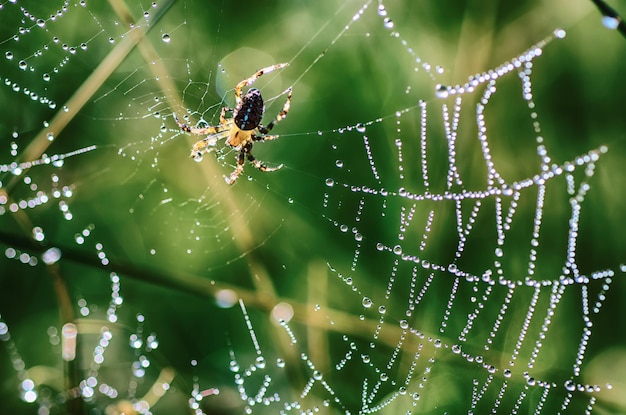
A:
1 0 625 414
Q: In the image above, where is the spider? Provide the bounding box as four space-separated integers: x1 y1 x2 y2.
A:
175 63 292 184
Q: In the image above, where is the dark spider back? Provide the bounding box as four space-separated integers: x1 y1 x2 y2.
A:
234 88 264 131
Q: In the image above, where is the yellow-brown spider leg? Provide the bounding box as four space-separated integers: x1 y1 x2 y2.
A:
247 151 284 173
225 149 247 184
234 63 289 106
252 134 279 142
174 114 220 135
176 112 232 160
219 106 232 124
244 142 283 173
258 87 292 135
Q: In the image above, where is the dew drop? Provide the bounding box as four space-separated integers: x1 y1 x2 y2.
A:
229 360 240 372
32 227 45 242
42 247 61 265
36 19 46 28
18 60 27 70
435 84 449 99
356 123 366 133
602 16 620 30
5 51 13 60
383 17 394 29
362 297 373 308
42 73 50 82
161 33 171 43
335 159 344 168
325 178 334 187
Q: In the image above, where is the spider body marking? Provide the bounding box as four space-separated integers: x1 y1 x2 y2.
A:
234 88 264 131
175 63 291 184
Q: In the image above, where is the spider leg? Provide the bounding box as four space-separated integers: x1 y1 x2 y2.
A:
258 87 292 134
248 152 284 172
225 149 247 185
175 114 220 135
245 142 283 173
252 134 279 142
234 63 289 106
219 106 233 124
176 112 234 160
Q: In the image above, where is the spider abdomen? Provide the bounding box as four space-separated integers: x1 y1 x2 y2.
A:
234 88 264 130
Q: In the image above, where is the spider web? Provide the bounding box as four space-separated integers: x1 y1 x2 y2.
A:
1 0 625 414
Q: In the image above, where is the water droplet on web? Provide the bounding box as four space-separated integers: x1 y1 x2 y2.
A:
377 4 387 16
335 159 343 168
42 247 61 265
435 84 449 98
383 17 394 29
356 123 366 133
46 132 55 141
18 60 27 70
32 227 45 242
255 356 266 369
601 16 620 30
325 178 334 187
5 51 13 60
42 73 50 82
362 297 373 308
36 19 45 28
229 360 240 372
161 33 171 43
